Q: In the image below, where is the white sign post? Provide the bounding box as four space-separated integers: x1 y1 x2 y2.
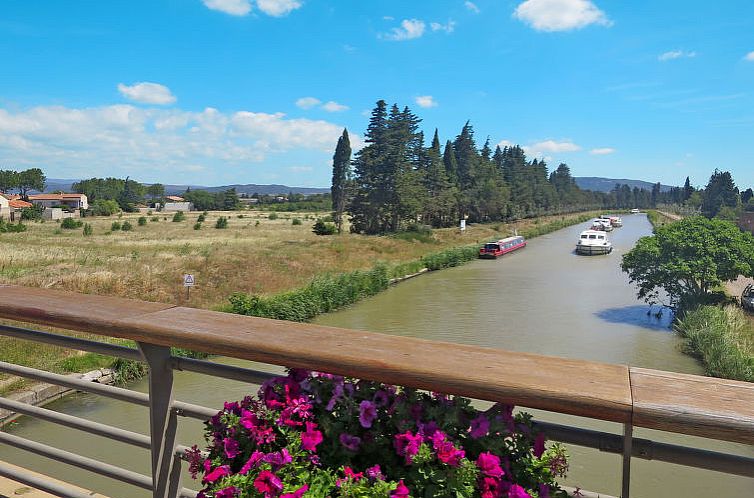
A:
183 274 195 300
460 219 466 231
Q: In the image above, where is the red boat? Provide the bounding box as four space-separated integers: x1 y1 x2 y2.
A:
478 235 526 259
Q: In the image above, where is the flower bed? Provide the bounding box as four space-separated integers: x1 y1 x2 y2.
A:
187 370 569 497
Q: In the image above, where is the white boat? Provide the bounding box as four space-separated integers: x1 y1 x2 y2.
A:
600 214 623 227
630 208 640 214
576 230 613 255
591 218 613 231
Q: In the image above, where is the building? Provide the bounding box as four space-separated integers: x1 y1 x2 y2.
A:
162 201 194 212
0 194 9 220
165 195 185 202
738 212 754 234
28 193 88 211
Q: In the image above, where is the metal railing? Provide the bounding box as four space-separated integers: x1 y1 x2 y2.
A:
0 286 753 498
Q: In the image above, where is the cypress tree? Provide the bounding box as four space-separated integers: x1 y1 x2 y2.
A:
331 128 351 233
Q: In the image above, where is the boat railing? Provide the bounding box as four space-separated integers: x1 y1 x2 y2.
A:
0 285 752 498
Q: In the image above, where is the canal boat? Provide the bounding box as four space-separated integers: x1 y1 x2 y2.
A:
576 230 613 255
600 214 623 227
630 208 640 214
590 218 613 231
478 235 526 259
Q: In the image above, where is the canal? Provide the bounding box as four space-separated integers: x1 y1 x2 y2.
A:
1 214 752 497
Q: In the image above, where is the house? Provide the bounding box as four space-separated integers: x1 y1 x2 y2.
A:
738 212 754 234
28 193 88 211
165 195 185 202
163 201 194 212
0 193 9 220
8 197 32 221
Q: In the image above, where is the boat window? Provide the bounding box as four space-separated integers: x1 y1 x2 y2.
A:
484 244 498 250
598 235 605 240
581 235 588 239
589 234 597 239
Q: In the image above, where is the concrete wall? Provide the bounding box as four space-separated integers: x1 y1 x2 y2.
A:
163 202 193 212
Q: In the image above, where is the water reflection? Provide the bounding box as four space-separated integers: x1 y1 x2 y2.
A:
595 305 673 331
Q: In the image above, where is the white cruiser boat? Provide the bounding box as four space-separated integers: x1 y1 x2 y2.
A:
576 230 613 255
591 218 614 231
600 214 623 227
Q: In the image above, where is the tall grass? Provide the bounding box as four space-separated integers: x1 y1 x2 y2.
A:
674 306 754 382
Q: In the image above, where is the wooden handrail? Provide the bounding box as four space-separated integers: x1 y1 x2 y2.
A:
1 285 752 444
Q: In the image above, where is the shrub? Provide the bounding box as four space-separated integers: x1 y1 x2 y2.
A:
20 205 43 221
0 220 27 233
193 222 202 230
90 199 120 216
215 216 229 229
61 218 83 229
237 214 245 218
147 210 153 216
255 220 260 226
292 218 302 225
172 211 186 222
121 221 133 231
197 213 206 223
188 371 568 498
83 223 93 236
268 212 279 220
151 216 159 222
138 216 147 226
313 219 337 235
111 221 121 231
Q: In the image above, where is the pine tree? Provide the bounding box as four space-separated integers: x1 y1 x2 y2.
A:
350 101 389 234
423 130 459 226
442 140 458 186
683 176 694 202
331 129 351 233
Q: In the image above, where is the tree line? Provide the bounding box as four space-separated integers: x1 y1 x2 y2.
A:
0 168 46 197
331 100 726 234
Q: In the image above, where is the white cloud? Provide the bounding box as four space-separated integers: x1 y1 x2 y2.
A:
513 0 612 32
295 97 321 109
415 96 438 108
117 82 176 105
743 51 754 61
497 139 515 148
202 0 252 16
658 50 696 61
0 103 359 178
256 0 302 17
382 19 426 41
590 147 616 155
321 101 349 112
430 20 456 33
528 139 581 154
465 1 480 13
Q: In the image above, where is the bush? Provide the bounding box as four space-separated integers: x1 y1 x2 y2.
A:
197 213 206 223
215 216 228 229
21 205 43 221
193 222 202 230
312 219 337 235
138 216 147 226
292 218 302 225
83 223 93 236
172 211 186 222
268 212 279 220
121 221 133 231
0 220 27 233
111 221 121 231
151 216 159 222
61 218 83 229
90 199 120 216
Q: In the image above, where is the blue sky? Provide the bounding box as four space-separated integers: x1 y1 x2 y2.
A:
1 0 753 189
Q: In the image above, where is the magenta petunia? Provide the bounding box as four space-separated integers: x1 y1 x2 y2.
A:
339 433 362 452
263 449 293 469
470 414 490 439
223 437 240 459
215 486 238 498
202 465 231 484
359 400 378 428
431 432 465 467
343 466 364 481
281 484 309 498
391 480 411 498
254 470 284 495
533 433 546 458
508 484 532 498
240 451 264 475
476 452 504 478
394 431 423 464
480 477 502 498
365 464 384 480
301 421 323 452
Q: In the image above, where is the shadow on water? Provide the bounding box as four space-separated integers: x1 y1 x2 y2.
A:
595 305 674 331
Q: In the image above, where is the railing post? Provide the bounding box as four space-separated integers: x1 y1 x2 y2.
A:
138 342 182 498
621 422 632 498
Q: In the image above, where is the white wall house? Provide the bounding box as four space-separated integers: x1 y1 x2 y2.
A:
28 193 88 210
0 194 9 220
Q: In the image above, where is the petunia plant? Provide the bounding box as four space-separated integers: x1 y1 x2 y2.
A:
187 370 569 497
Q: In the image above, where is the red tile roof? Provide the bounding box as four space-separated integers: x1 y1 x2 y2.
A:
28 193 86 201
9 199 32 208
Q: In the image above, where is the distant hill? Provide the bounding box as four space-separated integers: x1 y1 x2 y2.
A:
575 177 675 193
41 179 329 196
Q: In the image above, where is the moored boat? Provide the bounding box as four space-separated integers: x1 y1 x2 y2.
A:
576 230 613 255
479 235 526 259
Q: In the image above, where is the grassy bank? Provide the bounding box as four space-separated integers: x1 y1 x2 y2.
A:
229 213 595 321
674 306 754 382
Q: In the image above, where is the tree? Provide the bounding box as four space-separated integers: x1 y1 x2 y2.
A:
17 168 46 198
331 129 351 233
682 176 694 202
146 183 165 201
701 169 739 218
621 217 754 311
0 170 19 193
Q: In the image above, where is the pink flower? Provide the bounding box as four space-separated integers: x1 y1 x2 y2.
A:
365 464 384 480
431 432 464 467
202 465 230 484
254 470 284 496
394 431 423 464
476 452 504 478
239 409 258 430
480 477 503 498
240 451 264 474
339 433 361 452
359 400 378 428
470 414 490 439
533 433 546 458
263 449 293 469
281 485 309 498
223 437 240 459
391 480 411 498
508 484 531 498
343 466 364 481
215 486 238 498
301 421 323 452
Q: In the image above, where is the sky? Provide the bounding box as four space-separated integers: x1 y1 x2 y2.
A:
1 0 753 189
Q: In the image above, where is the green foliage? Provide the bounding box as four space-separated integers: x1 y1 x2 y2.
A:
675 306 753 382
73 177 144 211
182 188 240 211
83 223 93 236
110 221 121 231
151 216 159 222
291 217 302 225
61 217 83 229
197 213 206 223
312 219 337 235
121 221 133 231
622 217 754 311
20 204 44 220
137 216 147 226
268 212 279 220
215 216 228 229
172 211 186 222
391 223 434 243
0 220 27 233
111 358 148 385
229 265 390 321
331 128 352 233
193 222 202 230
90 199 120 216
701 169 739 219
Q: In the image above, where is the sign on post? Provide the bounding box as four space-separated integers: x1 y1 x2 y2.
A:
183 274 195 287
460 219 466 231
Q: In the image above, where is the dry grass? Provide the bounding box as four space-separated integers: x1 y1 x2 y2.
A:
0 210 585 310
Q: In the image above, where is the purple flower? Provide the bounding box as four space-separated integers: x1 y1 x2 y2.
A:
431 431 464 467
533 433 546 458
254 470 284 496
365 464 384 481
391 480 410 498
476 452 504 478
339 433 362 452
301 421 323 452
470 414 490 439
508 484 532 498
263 449 293 469
215 486 238 498
538 484 551 498
373 390 389 407
394 431 423 464
202 465 231 484
223 437 240 459
359 400 378 428
240 451 264 474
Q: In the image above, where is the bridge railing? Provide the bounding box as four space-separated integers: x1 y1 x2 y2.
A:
0 285 752 498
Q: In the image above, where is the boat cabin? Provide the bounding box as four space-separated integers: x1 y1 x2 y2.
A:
479 235 526 259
